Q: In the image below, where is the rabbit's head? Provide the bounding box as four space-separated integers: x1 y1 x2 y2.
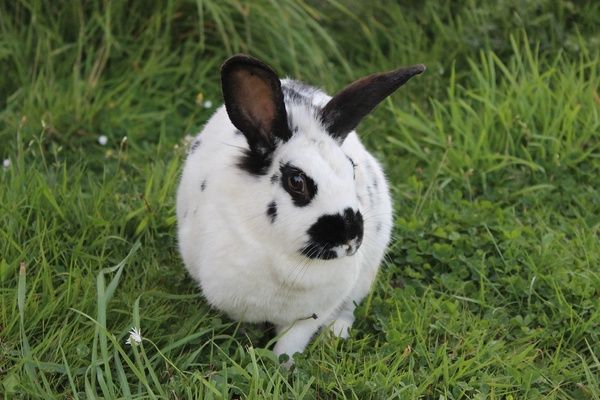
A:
221 55 424 260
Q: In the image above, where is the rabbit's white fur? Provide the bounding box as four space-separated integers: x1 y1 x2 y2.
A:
177 78 392 357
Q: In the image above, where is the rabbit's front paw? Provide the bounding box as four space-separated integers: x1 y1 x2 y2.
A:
328 317 353 339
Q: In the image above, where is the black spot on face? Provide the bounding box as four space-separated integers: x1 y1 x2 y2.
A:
363 165 377 205
366 184 375 206
201 180 207 191
365 161 379 192
346 155 356 179
301 208 364 260
282 83 313 106
281 82 323 122
267 201 277 223
282 86 305 104
280 163 317 207
190 138 202 153
238 149 273 176
346 155 356 168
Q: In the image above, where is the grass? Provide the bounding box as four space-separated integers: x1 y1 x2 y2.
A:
1 0 599 398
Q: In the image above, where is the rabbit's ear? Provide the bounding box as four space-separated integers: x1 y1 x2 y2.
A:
221 55 291 153
320 64 426 142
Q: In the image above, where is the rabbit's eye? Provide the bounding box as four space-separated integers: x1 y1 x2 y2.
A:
280 163 317 207
288 174 306 194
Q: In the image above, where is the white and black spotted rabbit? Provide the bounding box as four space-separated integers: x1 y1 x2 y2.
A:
177 55 425 359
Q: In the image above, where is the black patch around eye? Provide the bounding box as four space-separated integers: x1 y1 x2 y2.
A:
200 180 207 191
280 163 317 207
267 201 277 223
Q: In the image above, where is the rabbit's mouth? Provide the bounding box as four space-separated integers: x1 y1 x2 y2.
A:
299 243 340 260
299 241 361 260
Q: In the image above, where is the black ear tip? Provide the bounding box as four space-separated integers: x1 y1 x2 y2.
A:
221 54 252 74
222 54 253 67
405 64 426 76
390 63 426 84
221 54 277 77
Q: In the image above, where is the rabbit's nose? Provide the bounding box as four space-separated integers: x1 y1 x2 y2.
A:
342 208 364 241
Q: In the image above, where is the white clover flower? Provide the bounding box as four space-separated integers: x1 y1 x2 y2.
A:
203 100 213 109
2 158 10 169
98 135 108 146
125 327 142 346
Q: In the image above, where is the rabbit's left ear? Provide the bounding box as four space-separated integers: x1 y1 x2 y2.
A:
221 54 292 154
320 64 426 142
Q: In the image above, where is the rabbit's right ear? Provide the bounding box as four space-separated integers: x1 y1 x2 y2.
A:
320 64 426 143
221 55 292 154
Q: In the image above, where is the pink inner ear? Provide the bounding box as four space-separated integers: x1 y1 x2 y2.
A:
233 69 276 135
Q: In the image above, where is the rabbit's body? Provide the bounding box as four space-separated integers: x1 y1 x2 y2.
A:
177 56 424 358
178 80 391 324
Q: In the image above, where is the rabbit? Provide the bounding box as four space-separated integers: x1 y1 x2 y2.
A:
176 54 425 360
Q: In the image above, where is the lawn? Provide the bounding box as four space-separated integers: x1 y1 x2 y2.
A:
1 1 599 398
